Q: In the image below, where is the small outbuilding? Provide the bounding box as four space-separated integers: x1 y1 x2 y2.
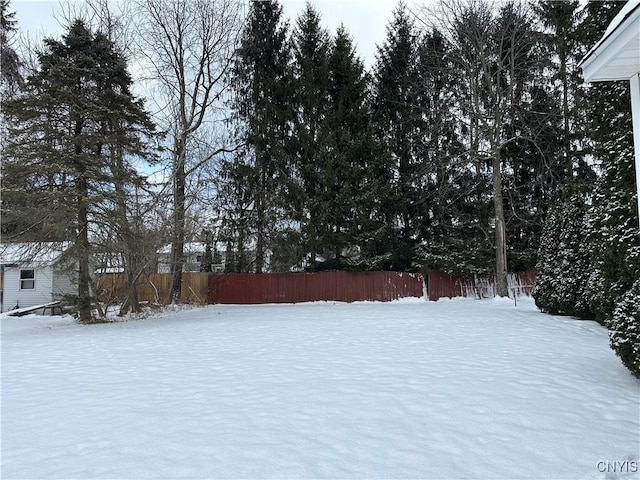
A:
0 242 76 313
157 242 226 273
580 0 640 228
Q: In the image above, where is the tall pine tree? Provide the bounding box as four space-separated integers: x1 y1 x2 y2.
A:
2 20 157 322
290 3 332 270
0 0 21 96
373 2 426 271
324 25 379 269
230 0 292 273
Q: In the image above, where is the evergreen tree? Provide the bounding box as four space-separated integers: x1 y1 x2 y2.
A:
501 76 566 272
230 0 292 273
2 20 157 322
610 279 640 378
534 0 640 377
580 1 639 324
289 3 332 270
535 0 591 187
324 25 379 269
533 193 592 319
372 2 426 271
585 133 639 323
0 0 22 95
412 28 474 274
214 152 257 273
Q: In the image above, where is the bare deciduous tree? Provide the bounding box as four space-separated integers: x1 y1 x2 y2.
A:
135 0 243 302
419 0 544 296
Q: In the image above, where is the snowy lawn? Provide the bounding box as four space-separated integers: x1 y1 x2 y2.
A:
1 298 638 479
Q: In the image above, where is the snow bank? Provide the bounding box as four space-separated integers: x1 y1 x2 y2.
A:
2 298 638 479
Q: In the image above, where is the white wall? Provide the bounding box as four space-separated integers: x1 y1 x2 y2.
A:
52 270 77 301
2 265 55 311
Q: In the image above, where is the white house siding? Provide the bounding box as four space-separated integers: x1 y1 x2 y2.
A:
52 270 77 301
2 265 55 311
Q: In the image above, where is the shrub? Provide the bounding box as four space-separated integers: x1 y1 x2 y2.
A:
609 280 640 378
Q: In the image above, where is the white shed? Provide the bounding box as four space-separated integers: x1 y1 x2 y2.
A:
580 0 640 228
0 242 76 313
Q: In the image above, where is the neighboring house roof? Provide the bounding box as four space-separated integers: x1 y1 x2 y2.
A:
0 242 70 267
157 242 227 255
580 0 640 82
157 242 206 255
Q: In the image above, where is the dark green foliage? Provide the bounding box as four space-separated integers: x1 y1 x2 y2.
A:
535 0 590 185
533 193 593 319
372 3 428 271
289 3 332 270
580 2 638 325
609 280 640 378
586 132 640 323
2 20 157 321
0 0 22 94
200 231 213 273
318 26 379 271
229 0 292 273
533 1 640 377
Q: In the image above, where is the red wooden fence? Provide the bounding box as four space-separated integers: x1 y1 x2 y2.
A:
427 270 536 301
208 271 425 304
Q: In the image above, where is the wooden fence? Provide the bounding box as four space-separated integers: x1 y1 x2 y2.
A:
95 270 535 305
94 272 210 305
95 271 423 305
208 271 424 304
427 270 536 301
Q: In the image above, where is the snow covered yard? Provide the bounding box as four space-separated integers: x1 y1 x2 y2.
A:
1 298 638 479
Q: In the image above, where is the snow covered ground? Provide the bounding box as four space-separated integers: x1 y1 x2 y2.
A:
2 297 638 479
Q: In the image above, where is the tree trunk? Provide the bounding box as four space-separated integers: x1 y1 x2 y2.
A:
560 51 572 185
74 114 92 323
492 150 508 297
112 141 142 316
169 136 187 302
255 163 265 274
77 175 93 323
119 263 140 316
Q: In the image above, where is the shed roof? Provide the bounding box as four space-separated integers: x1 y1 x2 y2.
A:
581 0 640 82
0 242 70 267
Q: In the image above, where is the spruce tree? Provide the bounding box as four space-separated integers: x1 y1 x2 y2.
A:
230 0 292 273
535 0 591 186
290 3 332 270
413 28 474 275
0 0 21 95
324 26 378 269
2 20 157 322
372 2 426 271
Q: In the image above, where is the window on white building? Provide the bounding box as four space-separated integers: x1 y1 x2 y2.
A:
20 269 35 290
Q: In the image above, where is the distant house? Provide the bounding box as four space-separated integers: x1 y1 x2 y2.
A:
0 242 77 313
157 242 226 273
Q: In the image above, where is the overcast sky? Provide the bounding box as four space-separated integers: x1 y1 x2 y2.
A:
11 0 412 69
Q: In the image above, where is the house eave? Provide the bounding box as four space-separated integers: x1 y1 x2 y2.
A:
580 1 640 83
